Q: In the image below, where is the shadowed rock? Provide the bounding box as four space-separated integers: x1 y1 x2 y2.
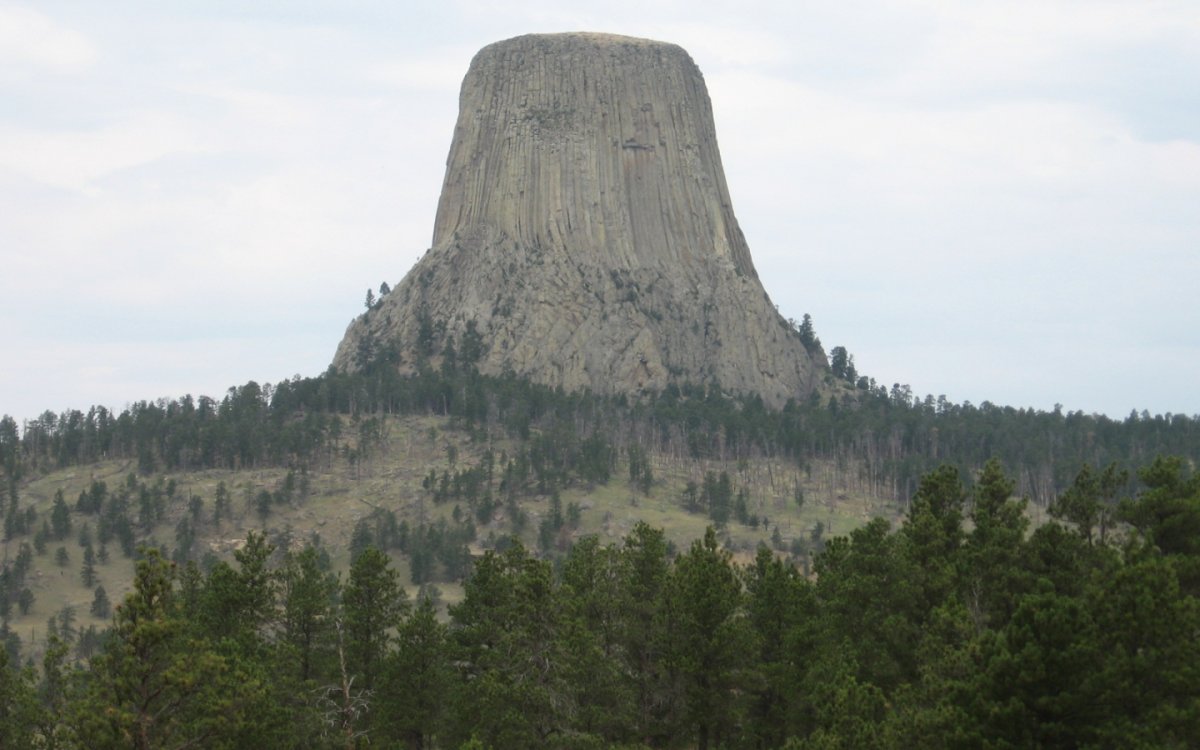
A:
333 32 826 406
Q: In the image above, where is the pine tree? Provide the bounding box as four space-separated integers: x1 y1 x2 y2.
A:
448 540 569 748
197 532 277 649
17 587 34 615
279 546 338 684
559 535 636 743
343 547 408 692
620 522 672 742
743 544 811 748
663 527 755 750
81 543 97 587
91 585 111 618
0 647 43 749
377 595 451 748
50 489 71 540
900 464 966 614
72 548 264 749
963 458 1031 627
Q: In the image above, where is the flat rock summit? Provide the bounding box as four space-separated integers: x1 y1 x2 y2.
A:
334 32 826 406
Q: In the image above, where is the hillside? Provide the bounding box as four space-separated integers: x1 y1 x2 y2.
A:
2 354 1199 749
4 407 899 658
2 395 1197 747
3 360 1197 662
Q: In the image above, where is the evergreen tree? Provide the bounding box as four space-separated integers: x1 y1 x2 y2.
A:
0 647 42 750
963 458 1030 627
559 535 636 743
91 585 111 618
279 546 338 684
72 548 264 749
377 595 451 749
744 544 812 749
448 540 570 748
197 531 277 650
789 647 888 749
900 464 966 615
1116 456 1200 600
829 346 850 380
879 600 983 748
39 634 72 745
1052 462 1127 545
212 481 230 527
33 521 48 554
17 587 34 615
797 313 819 351
343 547 408 692
81 542 97 587
975 587 1104 747
619 522 673 743
813 518 921 695
51 489 71 540
664 527 755 750
1086 553 1200 745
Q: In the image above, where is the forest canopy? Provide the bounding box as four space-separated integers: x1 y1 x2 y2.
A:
1 457 1198 748
4 357 1197 506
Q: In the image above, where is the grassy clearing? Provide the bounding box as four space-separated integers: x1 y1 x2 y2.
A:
5 413 901 657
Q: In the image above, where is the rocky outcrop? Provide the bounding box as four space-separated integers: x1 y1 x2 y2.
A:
333 32 826 407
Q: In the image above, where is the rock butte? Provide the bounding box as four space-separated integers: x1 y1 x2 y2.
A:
333 32 827 407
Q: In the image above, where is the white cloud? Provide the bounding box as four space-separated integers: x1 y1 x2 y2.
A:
365 54 472 92
0 112 207 191
710 65 1200 236
0 5 96 76
0 332 325 422
890 0 1195 88
658 22 791 67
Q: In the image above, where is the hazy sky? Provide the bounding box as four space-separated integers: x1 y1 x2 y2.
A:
3 1 1199 424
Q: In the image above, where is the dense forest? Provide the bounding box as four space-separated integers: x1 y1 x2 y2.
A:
3 320 1199 748
1 456 1198 748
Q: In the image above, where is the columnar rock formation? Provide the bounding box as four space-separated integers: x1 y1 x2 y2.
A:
333 32 826 407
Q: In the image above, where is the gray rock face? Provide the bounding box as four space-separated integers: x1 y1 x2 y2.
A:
333 32 826 407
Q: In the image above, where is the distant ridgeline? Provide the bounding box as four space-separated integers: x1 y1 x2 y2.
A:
3 334 1198 506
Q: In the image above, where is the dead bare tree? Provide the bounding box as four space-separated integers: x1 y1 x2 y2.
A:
315 617 372 750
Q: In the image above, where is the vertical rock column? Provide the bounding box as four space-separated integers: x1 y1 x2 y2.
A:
334 32 826 407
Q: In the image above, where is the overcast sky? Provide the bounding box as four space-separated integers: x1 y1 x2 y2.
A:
3 1 1198 424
